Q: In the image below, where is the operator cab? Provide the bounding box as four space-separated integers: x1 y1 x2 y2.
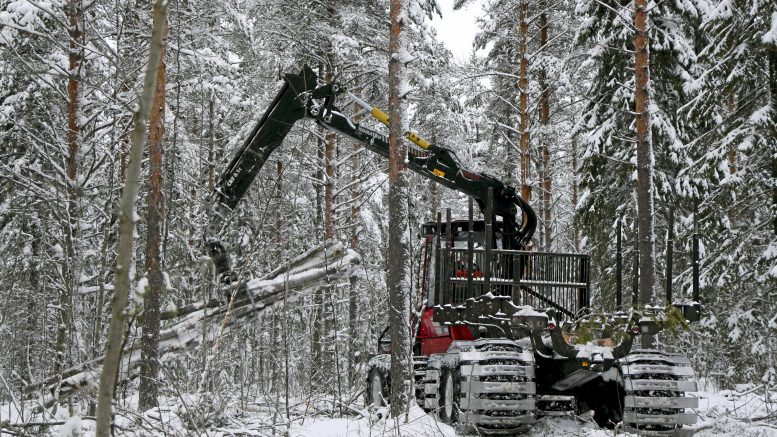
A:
418 219 517 310
413 220 503 355
420 220 506 250
418 218 591 323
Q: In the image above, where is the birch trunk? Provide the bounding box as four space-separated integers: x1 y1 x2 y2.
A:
95 0 169 434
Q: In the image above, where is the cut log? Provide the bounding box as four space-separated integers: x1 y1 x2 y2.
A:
26 241 359 406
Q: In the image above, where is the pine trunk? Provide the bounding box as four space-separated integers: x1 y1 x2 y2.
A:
324 132 335 240
571 136 580 252
95 0 168 433
208 99 215 190
387 0 412 418
139 17 168 412
65 0 80 186
770 47 777 236
518 0 531 202
634 0 656 318
54 0 83 383
539 7 551 251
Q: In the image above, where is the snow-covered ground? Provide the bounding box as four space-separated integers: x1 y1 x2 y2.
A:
2 381 775 436
289 405 456 437
290 381 777 437
691 382 777 437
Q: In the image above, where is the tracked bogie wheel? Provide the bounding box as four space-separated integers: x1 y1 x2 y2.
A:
434 339 537 435
414 355 429 408
617 349 699 436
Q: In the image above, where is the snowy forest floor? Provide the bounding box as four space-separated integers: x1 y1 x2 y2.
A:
1 380 775 436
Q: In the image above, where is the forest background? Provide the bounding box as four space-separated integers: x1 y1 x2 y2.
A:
0 0 775 431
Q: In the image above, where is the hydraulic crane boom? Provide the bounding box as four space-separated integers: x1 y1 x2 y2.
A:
205 65 536 283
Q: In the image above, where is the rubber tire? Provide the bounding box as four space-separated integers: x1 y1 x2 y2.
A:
366 368 386 407
438 367 460 424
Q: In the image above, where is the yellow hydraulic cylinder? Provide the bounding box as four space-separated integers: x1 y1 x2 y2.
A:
348 92 431 150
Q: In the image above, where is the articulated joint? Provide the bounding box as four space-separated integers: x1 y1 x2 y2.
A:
545 310 638 371
546 312 577 359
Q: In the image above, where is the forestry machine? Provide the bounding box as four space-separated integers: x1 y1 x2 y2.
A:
206 66 700 435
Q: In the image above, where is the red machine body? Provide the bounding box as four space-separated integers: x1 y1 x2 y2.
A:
416 307 475 355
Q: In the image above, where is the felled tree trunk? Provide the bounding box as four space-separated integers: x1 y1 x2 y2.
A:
27 242 359 409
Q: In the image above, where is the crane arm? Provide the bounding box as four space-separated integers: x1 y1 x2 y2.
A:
205 65 536 283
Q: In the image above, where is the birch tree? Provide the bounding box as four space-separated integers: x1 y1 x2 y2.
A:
95 0 169 433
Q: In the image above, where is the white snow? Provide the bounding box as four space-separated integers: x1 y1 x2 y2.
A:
3 379 777 436
55 416 82 437
762 12 777 45
514 306 548 318
135 276 148 298
289 404 455 437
